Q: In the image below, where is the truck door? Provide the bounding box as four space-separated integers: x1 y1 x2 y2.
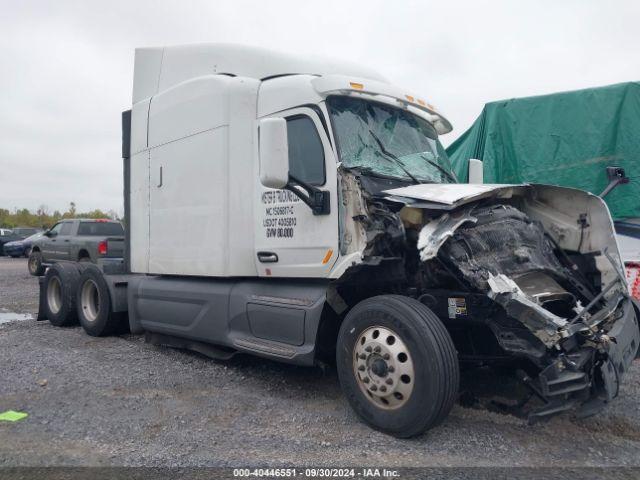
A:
41 222 66 261
255 107 339 278
57 221 74 260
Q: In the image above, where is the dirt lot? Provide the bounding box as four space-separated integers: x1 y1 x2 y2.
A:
1 256 640 467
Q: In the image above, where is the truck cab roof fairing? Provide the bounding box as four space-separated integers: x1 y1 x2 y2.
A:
132 43 388 103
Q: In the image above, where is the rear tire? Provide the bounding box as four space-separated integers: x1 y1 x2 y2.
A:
44 263 81 326
28 251 46 276
336 295 459 438
76 265 125 336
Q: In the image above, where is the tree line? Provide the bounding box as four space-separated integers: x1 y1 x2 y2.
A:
0 203 122 229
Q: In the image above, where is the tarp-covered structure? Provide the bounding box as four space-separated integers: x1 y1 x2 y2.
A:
446 82 640 220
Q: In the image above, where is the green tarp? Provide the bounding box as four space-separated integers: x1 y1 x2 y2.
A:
446 82 640 220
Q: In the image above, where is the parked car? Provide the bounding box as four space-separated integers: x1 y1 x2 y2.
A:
29 219 125 276
12 227 41 238
0 228 13 255
3 231 45 258
0 227 43 255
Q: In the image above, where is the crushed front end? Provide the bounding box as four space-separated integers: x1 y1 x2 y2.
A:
334 176 640 422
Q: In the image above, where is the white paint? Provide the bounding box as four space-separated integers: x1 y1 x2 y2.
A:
133 44 387 104
254 107 339 278
258 118 289 189
385 184 519 205
418 208 477 261
468 159 484 184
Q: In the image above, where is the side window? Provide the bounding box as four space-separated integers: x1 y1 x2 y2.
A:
60 223 73 235
286 116 325 186
49 223 63 235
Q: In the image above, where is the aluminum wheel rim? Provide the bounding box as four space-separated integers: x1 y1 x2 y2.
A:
47 276 62 314
80 279 100 322
353 325 415 410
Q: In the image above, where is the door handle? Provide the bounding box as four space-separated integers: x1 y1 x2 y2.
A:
157 166 163 187
257 251 278 263
64 239 70 242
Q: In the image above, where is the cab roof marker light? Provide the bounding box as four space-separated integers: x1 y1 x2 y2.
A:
312 75 453 134
417 99 426 106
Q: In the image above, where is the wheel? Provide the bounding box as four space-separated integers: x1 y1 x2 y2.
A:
76 265 126 336
44 263 81 327
336 295 459 438
28 251 46 276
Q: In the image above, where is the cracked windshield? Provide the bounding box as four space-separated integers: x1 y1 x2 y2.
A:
326 95 456 184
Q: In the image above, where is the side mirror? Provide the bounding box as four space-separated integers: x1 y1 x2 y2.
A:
259 118 289 189
468 158 484 184
45 230 56 238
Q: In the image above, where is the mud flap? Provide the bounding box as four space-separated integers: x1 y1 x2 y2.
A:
36 276 47 321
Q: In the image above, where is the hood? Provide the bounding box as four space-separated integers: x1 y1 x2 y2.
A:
383 183 522 209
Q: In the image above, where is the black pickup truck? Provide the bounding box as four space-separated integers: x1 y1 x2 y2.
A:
28 219 124 276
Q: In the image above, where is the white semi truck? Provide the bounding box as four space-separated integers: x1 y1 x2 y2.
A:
38 44 639 438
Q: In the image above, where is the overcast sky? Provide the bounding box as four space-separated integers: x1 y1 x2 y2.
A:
1 0 639 214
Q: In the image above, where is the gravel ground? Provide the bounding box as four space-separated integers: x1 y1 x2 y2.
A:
1 256 640 467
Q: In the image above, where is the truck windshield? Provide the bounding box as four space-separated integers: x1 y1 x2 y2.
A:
326 96 456 183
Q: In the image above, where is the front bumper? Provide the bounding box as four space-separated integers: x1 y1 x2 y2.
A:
2 245 25 256
530 298 640 422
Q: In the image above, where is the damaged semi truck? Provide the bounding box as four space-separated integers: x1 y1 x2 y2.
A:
39 44 640 438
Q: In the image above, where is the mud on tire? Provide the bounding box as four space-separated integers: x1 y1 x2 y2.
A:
28 251 46 276
336 295 459 438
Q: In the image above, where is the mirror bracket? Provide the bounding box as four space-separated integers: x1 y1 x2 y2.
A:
599 166 629 198
286 175 330 215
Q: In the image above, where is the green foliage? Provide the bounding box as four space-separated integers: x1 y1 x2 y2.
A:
0 203 121 229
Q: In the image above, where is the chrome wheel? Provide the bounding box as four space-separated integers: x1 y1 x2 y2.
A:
80 279 100 322
353 325 415 409
47 276 63 314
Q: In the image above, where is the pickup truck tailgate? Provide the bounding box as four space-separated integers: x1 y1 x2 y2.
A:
106 237 125 258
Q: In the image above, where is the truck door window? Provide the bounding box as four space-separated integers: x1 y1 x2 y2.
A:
48 223 63 236
60 223 73 235
286 116 325 186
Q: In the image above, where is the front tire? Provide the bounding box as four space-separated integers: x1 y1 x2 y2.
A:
28 251 46 276
336 295 459 438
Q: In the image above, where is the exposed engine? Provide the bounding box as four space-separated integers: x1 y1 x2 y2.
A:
334 172 639 422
